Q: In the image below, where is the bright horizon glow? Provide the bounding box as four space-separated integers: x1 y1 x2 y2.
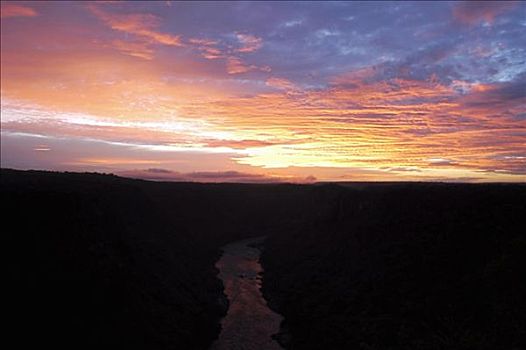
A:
1 1 525 182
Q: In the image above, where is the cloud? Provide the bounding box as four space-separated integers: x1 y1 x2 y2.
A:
1 4 37 18
204 139 278 149
118 168 283 183
226 57 251 74
281 19 303 28
1 2 524 182
111 39 155 60
235 33 263 53
34 145 51 152
189 38 224 59
200 69 525 179
188 35 263 61
119 168 319 183
87 4 182 59
266 77 297 91
225 56 270 74
144 167 172 173
187 170 273 181
188 38 218 46
427 158 459 166
3 55 524 180
452 1 517 25
384 166 423 173
223 34 265 73
457 74 526 111
200 47 223 59
315 29 341 39
333 44 462 87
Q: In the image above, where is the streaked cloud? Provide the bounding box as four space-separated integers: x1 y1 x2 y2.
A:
118 168 277 183
87 3 181 59
118 168 317 183
266 77 297 91
1 1 525 182
111 39 155 60
34 145 51 152
88 4 182 46
1 3 37 18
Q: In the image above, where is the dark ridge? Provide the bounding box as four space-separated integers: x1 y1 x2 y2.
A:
2 168 525 349
261 182 526 349
1 168 309 349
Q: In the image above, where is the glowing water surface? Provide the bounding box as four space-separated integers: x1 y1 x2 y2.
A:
210 237 283 350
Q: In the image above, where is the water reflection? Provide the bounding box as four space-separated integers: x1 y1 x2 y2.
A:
210 237 283 350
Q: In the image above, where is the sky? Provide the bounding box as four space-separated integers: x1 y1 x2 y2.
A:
1 1 525 183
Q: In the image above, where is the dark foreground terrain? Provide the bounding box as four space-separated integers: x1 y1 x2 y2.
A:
261 183 526 349
2 169 525 349
1 168 308 349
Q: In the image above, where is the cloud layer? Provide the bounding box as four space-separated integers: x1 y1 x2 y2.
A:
1 1 525 182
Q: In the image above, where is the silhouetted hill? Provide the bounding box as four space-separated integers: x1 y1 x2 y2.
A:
1 169 309 349
261 182 526 349
3 169 525 349
2 170 220 349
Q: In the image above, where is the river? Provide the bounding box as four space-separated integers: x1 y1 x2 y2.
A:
210 237 284 350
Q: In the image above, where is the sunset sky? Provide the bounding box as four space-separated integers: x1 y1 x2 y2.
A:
1 1 525 182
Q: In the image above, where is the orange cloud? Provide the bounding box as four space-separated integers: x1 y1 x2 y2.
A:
0 40 243 122
88 5 182 46
1 9 524 183
87 4 182 59
111 39 155 60
4 57 523 181
186 74 525 179
204 139 278 149
1 3 37 18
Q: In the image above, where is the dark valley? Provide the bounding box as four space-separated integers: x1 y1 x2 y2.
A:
2 169 525 349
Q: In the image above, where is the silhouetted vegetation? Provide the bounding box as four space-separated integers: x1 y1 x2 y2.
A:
261 183 526 349
3 169 525 349
1 169 307 349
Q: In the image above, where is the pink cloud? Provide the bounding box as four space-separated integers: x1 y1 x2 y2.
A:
1 4 37 18
453 1 517 25
235 33 263 53
199 46 224 60
226 56 271 75
88 5 183 46
119 168 278 183
186 34 264 68
226 57 252 74
118 168 317 183
188 38 226 59
266 77 297 91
